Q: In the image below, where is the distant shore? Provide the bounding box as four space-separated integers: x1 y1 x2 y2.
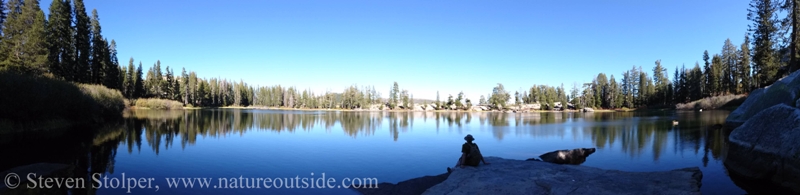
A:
212 106 630 113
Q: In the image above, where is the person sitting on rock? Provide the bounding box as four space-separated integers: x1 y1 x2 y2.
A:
448 134 489 172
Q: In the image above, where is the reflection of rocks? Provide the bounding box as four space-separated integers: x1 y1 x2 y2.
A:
354 173 450 195
724 104 800 194
526 148 596 165
422 157 702 195
725 70 800 128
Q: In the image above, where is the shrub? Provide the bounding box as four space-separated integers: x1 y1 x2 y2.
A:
134 98 184 110
78 84 126 120
0 71 125 131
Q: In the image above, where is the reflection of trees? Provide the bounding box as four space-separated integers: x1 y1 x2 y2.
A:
0 123 123 195
387 112 410 141
583 110 731 162
83 110 737 165
115 110 393 152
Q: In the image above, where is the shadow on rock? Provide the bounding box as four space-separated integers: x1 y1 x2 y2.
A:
723 104 800 194
526 148 596 165
354 172 450 195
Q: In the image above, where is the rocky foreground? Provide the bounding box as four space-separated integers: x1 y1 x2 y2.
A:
723 70 800 194
357 157 702 195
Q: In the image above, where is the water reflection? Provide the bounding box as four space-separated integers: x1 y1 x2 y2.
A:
1 109 738 194
109 110 733 163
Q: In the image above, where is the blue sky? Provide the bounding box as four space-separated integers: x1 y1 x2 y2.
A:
46 0 751 101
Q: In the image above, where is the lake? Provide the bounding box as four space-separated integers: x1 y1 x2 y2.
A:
1 109 745 195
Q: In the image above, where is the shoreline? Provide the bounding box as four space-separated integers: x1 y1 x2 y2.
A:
211 106 635 113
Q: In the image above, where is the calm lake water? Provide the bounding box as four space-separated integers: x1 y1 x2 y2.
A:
1 109 745 195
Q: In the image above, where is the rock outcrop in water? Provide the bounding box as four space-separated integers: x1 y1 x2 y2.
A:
527 148 596 165
422 157 702 195
724 104 800 194
725 70 800 128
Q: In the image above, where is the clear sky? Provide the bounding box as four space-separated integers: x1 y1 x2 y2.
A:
44 0 751 102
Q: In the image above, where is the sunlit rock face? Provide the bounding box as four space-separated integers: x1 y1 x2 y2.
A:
724 104 800 194
527 148 596 165
422 157 702 195
725 70 800 128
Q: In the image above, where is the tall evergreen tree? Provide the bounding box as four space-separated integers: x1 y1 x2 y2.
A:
786 0 800 72
0 0 20 68
90 9 106 84
748 0 781 88
124 58 135 98
740 35 753 92
103 39 119 89
73 0 91 82
711 54 724 96
182 67 189 105
722 39 738 94
134 62 144 98
637 68 648 106
165 66 174 100
652 60 668 105
45 0 74 80
609 75 619 109
702 50 712 97
391 82 399 109
0 0 48 75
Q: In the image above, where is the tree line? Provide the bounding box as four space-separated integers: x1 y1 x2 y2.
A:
478 0 800 110
0 0 120 90
3 0 799 111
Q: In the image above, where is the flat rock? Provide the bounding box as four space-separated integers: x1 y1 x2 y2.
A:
423 157 702 195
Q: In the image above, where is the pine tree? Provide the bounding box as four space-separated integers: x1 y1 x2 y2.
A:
134 62 144 98
456 91 464 109
390 82 399 109
722 39 738 94
702 50 712 97
652 60 668 105
89 9 107 84
73 0 90 82
182 68 189 105
711 55 723 96
0 0 48 75
787 0 800 73
638 69 648 106
609 75 619 109
740 35 753 92
46 0 75 80
124 58 135 98
103 39 119 89
165 66 174 100
748 0 781 88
